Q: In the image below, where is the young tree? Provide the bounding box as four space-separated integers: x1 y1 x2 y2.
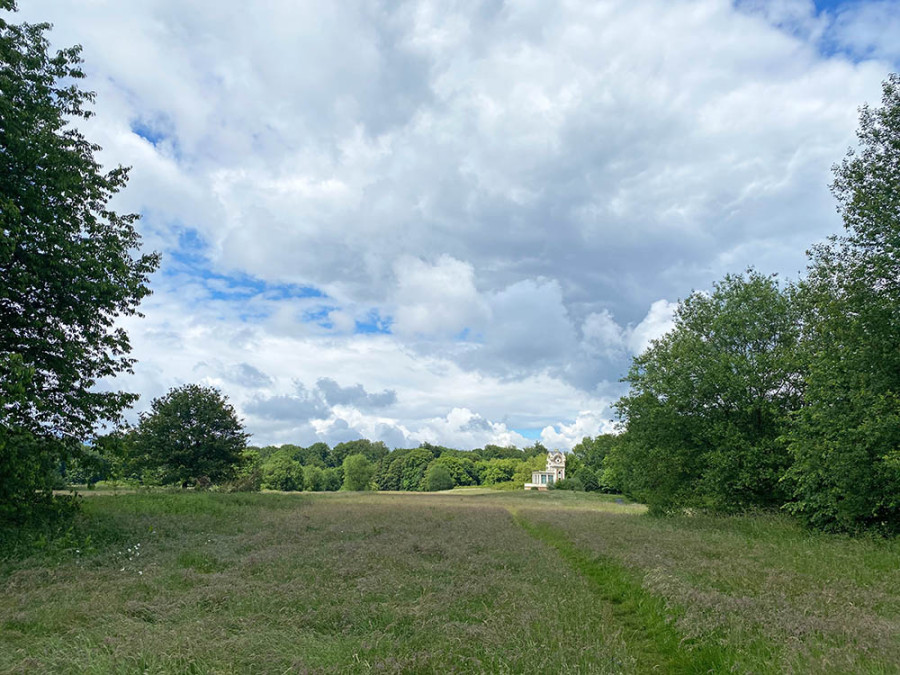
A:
787 74 900 533
0 3 159 515
342 453 374 491
134 385 248 487
616 271 801 513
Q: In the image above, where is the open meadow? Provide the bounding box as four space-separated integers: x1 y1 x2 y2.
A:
2 490 898 674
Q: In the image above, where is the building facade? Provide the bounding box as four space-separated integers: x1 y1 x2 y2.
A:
524 451 566 490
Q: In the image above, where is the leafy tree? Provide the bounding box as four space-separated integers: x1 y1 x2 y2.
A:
432 456 479 486
423 462 454 491
260 448 304 491
477 458 522 485
134 385 248 487
575 467 599 492
322 467 342 491
377 447 433 491
475 444 524 461
297 442 329 467
342 453 374 491
616 271 801 514
787 74 900 533
572 435 618 473
512 454 546 486
328 439 388 467
304 465 325 492
0 3 159 516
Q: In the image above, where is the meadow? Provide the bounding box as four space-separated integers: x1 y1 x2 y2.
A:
1 490 898 674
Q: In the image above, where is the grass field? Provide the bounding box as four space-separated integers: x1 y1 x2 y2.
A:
1 490 898 673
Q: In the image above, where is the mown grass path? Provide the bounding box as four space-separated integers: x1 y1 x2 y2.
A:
510 509 737 674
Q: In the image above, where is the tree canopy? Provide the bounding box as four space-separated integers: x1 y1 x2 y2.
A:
0 3 158 515
134 385 248 487
615 271 801 513
786 74 900 533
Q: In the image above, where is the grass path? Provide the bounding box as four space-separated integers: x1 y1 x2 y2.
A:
510 509 736 673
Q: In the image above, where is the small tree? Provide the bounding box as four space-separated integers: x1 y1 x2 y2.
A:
135 384 248 486
342 453 374 491
423 462 454 491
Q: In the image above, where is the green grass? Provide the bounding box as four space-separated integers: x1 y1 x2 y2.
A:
1 490 898 673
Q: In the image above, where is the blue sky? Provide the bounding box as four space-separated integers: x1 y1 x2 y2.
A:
13 0 899 449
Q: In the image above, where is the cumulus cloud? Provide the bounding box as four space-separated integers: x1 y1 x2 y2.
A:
13 0 898 449
316 377 397 409
541 410 620 451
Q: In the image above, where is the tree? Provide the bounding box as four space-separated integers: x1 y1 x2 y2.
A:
342 453 374 491
134 385 247 486
575 467 600 492
615 271 801 513
0 4 159 516
423 462 454 491
260 448 304 491
787 74 900 533
304 465 325 492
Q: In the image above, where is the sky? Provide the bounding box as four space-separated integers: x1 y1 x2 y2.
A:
13 0 900 450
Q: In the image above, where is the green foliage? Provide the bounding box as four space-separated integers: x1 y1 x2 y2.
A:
511 454 546 485
423 462 454 491
329 439 388 467
260 449 305 491
575 467 599 492
322 467 342 491
376 448 433 491
551 477 580 491
786 74 900 534
342 454 374 491
303 465 325 492
0 5 159 516
477 458 522 485
615 271 801 514
432 456 478 486
134 385 248 487
475 444 525 460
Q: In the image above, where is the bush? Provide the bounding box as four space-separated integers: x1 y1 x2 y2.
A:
551 478 581 491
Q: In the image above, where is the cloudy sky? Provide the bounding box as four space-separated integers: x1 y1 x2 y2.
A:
16 0 899 449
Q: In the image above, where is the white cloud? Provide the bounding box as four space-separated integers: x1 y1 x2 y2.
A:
11 0 897 448
541 410 619 451
391 255 490 336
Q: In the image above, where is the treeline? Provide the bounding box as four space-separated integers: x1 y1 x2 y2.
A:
57 431 613 494
604 75 900 535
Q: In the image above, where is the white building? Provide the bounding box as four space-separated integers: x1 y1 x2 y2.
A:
524 451 566 490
